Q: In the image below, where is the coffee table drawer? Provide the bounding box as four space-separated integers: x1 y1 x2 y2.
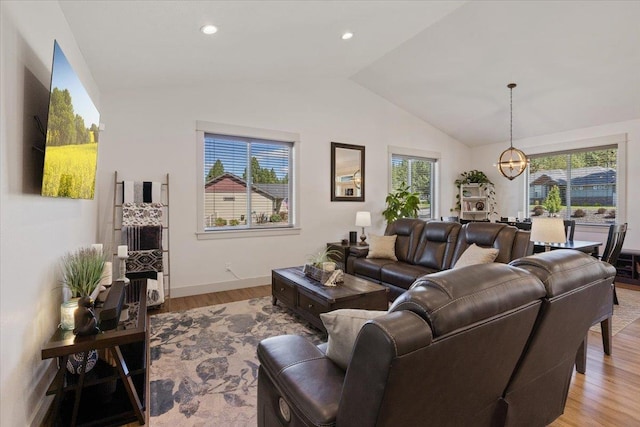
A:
273 276 296 305
297 291 329 318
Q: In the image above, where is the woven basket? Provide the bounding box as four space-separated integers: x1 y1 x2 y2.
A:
303 263 333 283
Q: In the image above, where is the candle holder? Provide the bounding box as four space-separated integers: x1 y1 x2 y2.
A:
117 245 130 284
117 255 130 285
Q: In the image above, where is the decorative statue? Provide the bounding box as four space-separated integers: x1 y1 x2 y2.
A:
73 296 100 336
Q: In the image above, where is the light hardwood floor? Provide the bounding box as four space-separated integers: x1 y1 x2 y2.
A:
145 284 640 426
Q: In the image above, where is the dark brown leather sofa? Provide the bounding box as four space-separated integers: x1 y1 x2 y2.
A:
257 250 616 427
347 219 533 300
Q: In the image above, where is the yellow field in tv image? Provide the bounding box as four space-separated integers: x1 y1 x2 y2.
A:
42 143 97 199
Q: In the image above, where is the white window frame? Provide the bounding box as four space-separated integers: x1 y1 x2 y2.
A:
522 133 627 228
196 120 300 240
388 146 440 220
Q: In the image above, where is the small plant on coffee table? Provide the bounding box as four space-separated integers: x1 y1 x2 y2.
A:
307 247 342 269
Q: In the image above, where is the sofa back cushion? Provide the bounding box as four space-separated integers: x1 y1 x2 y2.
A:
384 218 425 263
390 263 546 336
452 222 518 265
413 221 461 270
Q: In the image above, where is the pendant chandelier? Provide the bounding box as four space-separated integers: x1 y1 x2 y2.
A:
497 83 528 180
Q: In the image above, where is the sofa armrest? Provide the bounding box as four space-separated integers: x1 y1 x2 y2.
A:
257 335 344 426
349 246 369 258
346 246 369 274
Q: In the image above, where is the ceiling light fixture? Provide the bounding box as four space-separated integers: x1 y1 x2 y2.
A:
341 32 354 40
200 25 218 35
497 83 529 180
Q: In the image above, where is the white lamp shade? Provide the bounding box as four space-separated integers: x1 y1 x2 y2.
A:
355 211 371 227
530 218 566 243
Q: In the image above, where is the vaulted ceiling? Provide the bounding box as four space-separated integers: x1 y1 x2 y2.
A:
59 1 640 146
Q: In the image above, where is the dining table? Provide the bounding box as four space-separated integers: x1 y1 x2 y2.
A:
533 240 602 257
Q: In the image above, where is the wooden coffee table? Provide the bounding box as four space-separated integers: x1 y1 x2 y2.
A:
272 266 389 332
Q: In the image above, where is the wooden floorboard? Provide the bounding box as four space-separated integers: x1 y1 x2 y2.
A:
141 284 640 426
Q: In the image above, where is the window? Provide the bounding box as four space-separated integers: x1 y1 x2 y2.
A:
390 152 436 220
527 146 619 224
202 132 293 231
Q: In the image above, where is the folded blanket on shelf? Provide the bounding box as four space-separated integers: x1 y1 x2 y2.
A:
122 225 163 250
122 202 163 226
126 249 163 273
123 181 162 203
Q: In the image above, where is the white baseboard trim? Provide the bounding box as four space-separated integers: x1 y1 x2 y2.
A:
170 276 271 298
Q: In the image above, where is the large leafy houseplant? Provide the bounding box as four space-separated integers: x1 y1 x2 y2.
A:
61 247 107 298
383 182 421 223
453 170 496 214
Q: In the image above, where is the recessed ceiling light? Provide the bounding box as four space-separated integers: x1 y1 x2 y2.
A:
341 32 354 40
200 25 218 35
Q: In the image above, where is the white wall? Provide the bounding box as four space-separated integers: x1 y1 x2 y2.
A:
97 79 469 296
470 119 640 250
0 2 101 425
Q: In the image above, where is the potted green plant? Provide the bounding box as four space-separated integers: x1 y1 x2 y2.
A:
382 182 421 223
304 247 342 282
453 170 496 214
59 247 107 330
306 247 341 269
61 247 107 298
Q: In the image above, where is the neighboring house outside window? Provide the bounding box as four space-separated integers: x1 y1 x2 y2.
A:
389 147 438 220
198 125 295 233
527 144 622 225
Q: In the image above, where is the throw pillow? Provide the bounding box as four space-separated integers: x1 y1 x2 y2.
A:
366 234 398 260
320 309 387 370
453 243 499 269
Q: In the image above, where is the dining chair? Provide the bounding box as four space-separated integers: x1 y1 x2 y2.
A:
576 222 627 374
600 222 627 305
563 219 576 241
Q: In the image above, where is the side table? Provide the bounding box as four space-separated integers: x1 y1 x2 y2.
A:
326 242 367 271
41 282 148 426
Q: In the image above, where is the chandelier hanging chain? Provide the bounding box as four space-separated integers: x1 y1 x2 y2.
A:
508 82 516 148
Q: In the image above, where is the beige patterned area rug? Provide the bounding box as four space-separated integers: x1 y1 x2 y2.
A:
590 287 640 335
148 288 640 426
148 297 323 427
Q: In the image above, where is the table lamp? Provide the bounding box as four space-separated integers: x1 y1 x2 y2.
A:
355 211 371 246
530 217 566 251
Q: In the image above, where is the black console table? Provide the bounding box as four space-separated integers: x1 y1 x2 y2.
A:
41 282 147 426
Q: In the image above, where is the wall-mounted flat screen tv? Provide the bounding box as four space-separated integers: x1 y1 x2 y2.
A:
41 40 100 199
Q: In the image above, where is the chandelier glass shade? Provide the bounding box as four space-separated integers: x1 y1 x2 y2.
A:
498 83 528 180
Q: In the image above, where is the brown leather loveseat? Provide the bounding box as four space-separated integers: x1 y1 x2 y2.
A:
347 219 533 300
257 250 616 427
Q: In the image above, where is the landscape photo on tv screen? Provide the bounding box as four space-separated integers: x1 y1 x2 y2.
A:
42 40 100 199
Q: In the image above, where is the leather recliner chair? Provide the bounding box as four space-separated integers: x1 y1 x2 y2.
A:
502 250 616 426
257 250 615 427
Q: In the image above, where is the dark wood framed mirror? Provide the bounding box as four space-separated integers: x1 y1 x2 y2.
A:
331 142 365 202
